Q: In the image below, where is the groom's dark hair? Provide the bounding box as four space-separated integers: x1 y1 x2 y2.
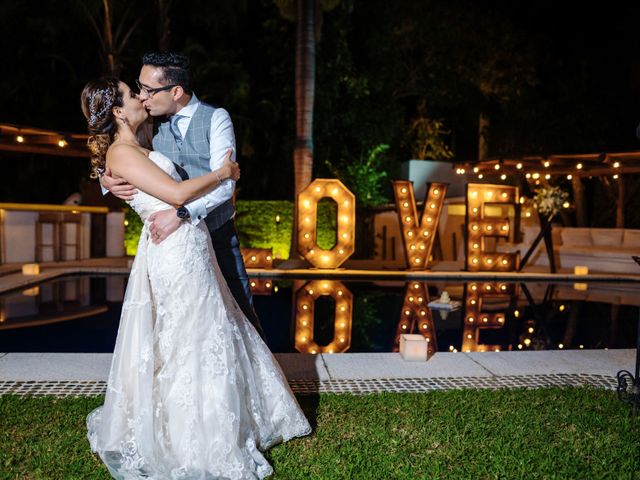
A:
142 51 192 95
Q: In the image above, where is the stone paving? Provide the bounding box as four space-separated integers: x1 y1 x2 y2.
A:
0 350 633 396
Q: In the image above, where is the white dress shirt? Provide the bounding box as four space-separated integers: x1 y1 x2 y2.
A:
102 95 237 227
173 94 236 226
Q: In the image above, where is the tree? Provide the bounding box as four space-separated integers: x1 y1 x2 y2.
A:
273 0 340 257
78 0 143 76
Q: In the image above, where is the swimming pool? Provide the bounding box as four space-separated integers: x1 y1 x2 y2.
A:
0 274 638 354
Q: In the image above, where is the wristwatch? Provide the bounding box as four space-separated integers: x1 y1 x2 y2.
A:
176 206 190 220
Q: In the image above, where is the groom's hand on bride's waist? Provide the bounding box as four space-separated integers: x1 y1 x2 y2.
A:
148 208 182 244
100 167 138 201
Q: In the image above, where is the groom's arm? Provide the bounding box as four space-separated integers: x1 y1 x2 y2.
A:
182 108 236 225
149 108 236 244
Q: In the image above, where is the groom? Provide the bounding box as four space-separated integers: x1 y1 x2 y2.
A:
100 51 265 340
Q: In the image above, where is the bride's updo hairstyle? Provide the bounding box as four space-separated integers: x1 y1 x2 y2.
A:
80 77 124 179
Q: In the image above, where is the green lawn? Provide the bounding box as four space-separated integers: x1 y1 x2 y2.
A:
1 388 638 479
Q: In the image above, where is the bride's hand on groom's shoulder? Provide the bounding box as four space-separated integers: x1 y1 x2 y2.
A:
100 167 138 201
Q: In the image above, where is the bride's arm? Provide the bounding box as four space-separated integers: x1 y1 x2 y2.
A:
106 145 238 207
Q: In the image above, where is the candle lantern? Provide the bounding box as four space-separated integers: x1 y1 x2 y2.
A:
399 334 429 361
22 264 40 276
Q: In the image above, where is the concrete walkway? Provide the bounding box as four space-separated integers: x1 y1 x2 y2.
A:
0 350 634 382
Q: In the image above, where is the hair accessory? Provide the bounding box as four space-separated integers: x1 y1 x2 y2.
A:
89 87 115 125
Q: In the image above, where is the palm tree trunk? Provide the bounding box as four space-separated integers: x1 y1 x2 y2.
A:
156 0 172 51
291 0 316 258
102 0 118 76
478 112 490 161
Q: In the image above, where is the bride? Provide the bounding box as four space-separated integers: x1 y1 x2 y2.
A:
80 77 311 479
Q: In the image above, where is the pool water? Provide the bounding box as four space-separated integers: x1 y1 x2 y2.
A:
0 275 638 354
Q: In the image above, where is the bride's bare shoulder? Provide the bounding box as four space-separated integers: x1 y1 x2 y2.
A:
106 143 148 166
107 143 146 158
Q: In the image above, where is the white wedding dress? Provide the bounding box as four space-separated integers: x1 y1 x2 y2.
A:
87 151 311 479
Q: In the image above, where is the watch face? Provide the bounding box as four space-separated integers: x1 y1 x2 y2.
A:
177 207 189 219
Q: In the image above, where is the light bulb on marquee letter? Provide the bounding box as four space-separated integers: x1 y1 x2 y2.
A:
240 247 273 269
294 280 353 354
297 179 355 268
393 181 447 270
462 282 518 352
465 183 520 272
392 282 437 356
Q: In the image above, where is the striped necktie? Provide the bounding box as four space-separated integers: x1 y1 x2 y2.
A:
169 114 184 148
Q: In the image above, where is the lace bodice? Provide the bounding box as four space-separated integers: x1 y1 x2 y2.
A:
127 151 182 222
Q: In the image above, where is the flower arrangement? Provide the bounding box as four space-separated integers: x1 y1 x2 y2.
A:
532 186 570 216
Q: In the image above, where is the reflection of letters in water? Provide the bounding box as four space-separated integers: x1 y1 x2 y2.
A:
247 278 274 296
393 282 437 356
462 282 519 352
294 279 353 354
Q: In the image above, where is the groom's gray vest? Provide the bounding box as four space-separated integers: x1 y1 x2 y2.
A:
152 101 235 232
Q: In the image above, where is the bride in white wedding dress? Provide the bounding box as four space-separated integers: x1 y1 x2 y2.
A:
81 78 311 479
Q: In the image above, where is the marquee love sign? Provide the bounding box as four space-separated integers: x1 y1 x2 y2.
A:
297 179 520 272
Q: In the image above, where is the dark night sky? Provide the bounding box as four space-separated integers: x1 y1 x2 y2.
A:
1 0 640 205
